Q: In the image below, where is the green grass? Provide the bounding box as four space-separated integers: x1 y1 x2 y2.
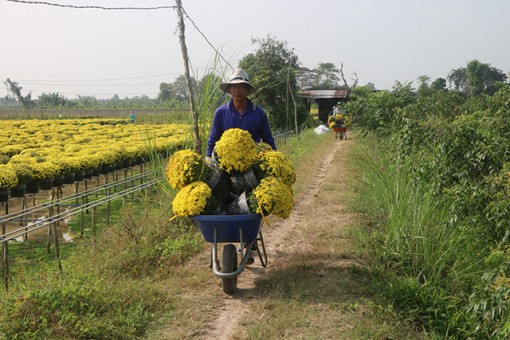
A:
0 185 196 338
350 134 488 337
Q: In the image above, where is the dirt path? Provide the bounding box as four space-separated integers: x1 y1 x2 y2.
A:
201 138 348 339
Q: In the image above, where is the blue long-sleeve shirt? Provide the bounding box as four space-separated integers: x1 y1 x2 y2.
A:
206 99 277 156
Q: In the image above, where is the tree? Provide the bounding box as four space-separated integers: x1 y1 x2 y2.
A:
239 35 307 131
74 95 99 109
417 75 432 96
38 92 67 108
4 78 36 108
157 82 173 101
295 66 315 90
431 78 447 92
313 62 340 89
448 60 507 96
447 67 467 91
172 75 197 101
365 82 376 91
466 59 488 96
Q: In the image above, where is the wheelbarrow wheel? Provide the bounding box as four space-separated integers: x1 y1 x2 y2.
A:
221 244 238 294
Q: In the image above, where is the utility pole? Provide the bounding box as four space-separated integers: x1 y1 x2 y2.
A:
175 0 201 154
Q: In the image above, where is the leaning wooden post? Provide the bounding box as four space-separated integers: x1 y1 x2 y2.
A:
175 0 201 154
2 221 9 292
80 195 85 238
91 208 96 247
49 206 62 272
106 186 111 224
47 205 55 254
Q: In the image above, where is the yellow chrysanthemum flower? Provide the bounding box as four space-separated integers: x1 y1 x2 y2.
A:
214 128 257 173
171 181 212 217
256 142 273 155
166 149 209 190
0 164 19 188
252 176 294 219
255 150 296 186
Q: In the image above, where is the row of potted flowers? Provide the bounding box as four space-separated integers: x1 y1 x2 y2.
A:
0 119 192 196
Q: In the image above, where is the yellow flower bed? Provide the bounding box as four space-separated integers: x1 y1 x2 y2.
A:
0 119 191 182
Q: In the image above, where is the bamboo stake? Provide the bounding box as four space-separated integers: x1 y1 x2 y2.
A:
2 221 8 292
175 0 201 154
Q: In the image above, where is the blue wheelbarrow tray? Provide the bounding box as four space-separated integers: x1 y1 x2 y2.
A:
191 214 263 243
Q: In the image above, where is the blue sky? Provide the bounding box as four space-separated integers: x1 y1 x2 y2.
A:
1 0 509 99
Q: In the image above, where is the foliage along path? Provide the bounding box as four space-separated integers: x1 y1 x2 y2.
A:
147 134 422 339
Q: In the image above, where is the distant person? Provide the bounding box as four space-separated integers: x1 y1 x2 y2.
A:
206 68 276 158
129 111 136 123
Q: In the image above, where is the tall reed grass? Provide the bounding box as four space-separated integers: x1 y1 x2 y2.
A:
352 136 485 335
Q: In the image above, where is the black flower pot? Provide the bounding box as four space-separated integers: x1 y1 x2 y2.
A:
26 180 39 194
0 188 9 202
74 170 85 182
10 183 26 198
39 178 53 190
63 172 75 184
53 175 64 187
84 168 94 179
100 164 110 175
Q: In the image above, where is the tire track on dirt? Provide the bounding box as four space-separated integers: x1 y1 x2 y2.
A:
201 139 346 340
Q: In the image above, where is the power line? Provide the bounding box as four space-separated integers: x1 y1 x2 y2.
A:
6 0 176 10
16 73 181 83
181 7 233 70
20 89 160 97
21 83 160 86
7 0 233 73
6 1 235 94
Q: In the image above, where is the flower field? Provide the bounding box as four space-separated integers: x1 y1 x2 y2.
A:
0 118 192 189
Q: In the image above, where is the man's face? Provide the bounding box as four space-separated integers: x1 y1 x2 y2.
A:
229 83 249 100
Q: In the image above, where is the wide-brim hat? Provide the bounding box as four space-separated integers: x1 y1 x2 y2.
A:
220 68 257 95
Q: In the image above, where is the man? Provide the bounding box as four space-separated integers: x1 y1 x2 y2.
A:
206 68 277 158
206 68 276 265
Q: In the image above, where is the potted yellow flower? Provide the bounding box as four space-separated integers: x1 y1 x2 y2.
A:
213 128 258 174
0 164 18 202
247 176 294 218
166 149 211 190
171 181 217 217
253 150 296 186
8 164 34 197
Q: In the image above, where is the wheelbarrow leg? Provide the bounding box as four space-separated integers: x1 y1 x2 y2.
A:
254 231 268 267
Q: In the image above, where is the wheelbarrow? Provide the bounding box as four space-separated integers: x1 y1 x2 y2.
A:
333 126 347 140
190 214 267 294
